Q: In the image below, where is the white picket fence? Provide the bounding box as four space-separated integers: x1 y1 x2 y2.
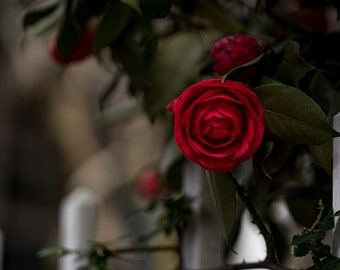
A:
58 186 101 270
332 112 340 257
1 114 339 269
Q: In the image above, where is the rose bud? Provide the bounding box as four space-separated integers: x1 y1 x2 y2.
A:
49 30 94 65
167 79 265 172
211 34 260 76
137 169 162 200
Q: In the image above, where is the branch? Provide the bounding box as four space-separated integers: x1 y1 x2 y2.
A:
186 260 298 270
232 177 278 264
105 244 179 256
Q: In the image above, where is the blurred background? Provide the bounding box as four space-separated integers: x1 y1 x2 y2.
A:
0 1 175 269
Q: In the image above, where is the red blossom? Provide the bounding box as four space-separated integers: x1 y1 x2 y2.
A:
167 79 265 172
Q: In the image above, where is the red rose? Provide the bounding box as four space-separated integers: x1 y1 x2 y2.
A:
167 79 265 172
211 34 260 76
49 30 94 65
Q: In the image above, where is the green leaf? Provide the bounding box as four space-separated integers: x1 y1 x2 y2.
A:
292 230 325 246
159 137 184 191
93 1 134 54
22 1 64 44
140 0 173 18
145 31 206 118
322 256 340 270
309 141 332 176
194 0 246 33
37 246 70 257
56 0 84 57
318 209 336 232
206 172 237 243
260 141 293 179
222 51 270 81
306 71 336 115
290 242 310 257
121 0 141 13
21 0 62 29
274 41 315 87
254 84 339 145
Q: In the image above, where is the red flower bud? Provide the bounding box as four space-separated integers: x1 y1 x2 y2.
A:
137 169 162 200
49 30 94 65
211 34 260 76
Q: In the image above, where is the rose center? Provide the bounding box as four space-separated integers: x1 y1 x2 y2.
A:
202 116 233 140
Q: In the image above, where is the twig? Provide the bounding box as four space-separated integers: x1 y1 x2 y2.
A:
186 260 298 270
232 177 278 264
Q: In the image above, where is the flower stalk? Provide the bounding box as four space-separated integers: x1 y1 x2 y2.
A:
232 176 278 265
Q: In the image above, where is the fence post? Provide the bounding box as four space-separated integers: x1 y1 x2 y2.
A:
59 186 101 270
181 162 224 269
333 113 340 257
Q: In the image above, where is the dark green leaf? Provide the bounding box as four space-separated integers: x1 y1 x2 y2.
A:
121 0 141 13
93 1 134 54
37 246 70 257
260 141 293 179
290 242 310 257
254 84 339 145
306 71 336 115
275 41 315 87
323 256 340 270
291 230 325 246
206 172 237 243
21 0 61 29
318 209 336 232
223 51 269 81
145 31 206 118
56 0 84 57
159 137 184 190
309 141 332 176
22 1 64 44
140 0 173 18
194 0 245 33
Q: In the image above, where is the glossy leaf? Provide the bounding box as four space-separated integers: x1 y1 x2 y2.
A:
22 0 62 29
254 84 339 145
222 51 270 82
56 0 107 57
194 0 245 33
275 41 315 87
260 141 293 179
159 137 184 186
309 141 332 176
140 0 173 18
93 1 134 54
206 171 237 243
22 2 64 43
121 0 141 13
306 71 336 115
56 0 84 57
145 31 206 118
37 246 70 258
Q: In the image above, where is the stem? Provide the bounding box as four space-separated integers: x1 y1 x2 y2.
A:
308 199 324 232
110 245 179 255
187 260 298 270
232 177 278 264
